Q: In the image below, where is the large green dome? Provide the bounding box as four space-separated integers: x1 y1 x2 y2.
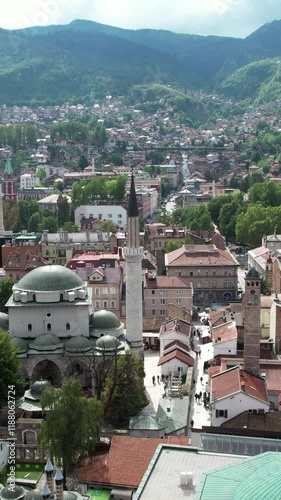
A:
32 334 61 348
65 336 91 352
92 310 120 330
15 265 84 292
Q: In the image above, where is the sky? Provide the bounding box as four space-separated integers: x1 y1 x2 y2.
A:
2 0 281 38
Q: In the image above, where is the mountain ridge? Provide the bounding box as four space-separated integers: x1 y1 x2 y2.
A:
0 18 281 105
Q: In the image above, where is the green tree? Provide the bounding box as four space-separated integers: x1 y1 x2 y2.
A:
38 216 58 233
235 204 281 247
36 168 46 183
102 352 148 423
28 212 42 232
164 241 182 253
38 377 103 486
57 195 70 227
63 222 79 232
54 180 64 192
78 155 88 171
0 329 25 408
91 124 107 147
102 220 117 232
0 277 14 312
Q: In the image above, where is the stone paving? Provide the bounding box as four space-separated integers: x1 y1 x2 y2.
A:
142 319 214 429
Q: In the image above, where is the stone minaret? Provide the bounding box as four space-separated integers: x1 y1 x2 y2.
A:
243 268 261 376
55 468 64 500
123 172 144 356
42 483 51 500
45 458 54 497
0 181 4 232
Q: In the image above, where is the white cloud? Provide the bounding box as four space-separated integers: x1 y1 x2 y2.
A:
1 0 281 37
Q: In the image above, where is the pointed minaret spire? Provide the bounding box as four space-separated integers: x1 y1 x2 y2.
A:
55 468 64 500
124 167 143 357
128 171 139 218
42 483 51 500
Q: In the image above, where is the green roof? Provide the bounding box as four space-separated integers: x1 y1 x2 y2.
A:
24 490 43 500
246 267 261 279
92 310 120 330
4 158 13 175
0 485 25 500
12 337 29 353
129 415 165 430
86 490 110 500
65 335 91 352
198 452 281 499
32 333 61 347
16 264 84 292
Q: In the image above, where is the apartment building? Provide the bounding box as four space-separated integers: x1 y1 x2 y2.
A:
144 273 192 319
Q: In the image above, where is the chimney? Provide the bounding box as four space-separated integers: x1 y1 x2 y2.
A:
55 468 64 500
44 458 54 496
118 247 123 259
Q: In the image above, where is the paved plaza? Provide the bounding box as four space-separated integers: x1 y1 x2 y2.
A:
142 319 214 429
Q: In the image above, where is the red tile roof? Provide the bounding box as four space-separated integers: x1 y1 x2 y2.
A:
145 276 191 288
212 321 237 343
211 366 269 404
75 436 187 488
158 349 194 366
165 244 238 267
164 340 190 353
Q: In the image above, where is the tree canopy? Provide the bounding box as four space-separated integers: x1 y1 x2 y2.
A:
0 277 14 312
38 376 103 486
71 175 127 207
0 329 24 408
102 351 148 423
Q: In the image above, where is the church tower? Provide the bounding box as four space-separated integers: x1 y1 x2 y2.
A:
243 268 261 376
3 158 17 201
123 172 144 357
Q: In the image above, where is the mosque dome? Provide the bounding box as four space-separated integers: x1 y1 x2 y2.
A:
30 380 51 399
24 491 43 500
15 265 84 292
92 310 120 330
12 337 29 353
0 312 9 331
32 334 61 348
0 485 25 500
96 335 121 350
63 494 77 500
65 336 91 352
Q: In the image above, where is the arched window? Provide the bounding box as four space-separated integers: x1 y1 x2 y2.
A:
28 324 32 332
60 293 63 301
66 323 70 331
47 323 52 331
32 294 36 302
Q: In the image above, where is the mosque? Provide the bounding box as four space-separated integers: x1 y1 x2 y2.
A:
4 173 143 390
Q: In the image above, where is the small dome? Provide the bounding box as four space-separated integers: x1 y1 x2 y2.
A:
12 337 29 353
15 264 84 292
65 336 91 352
96 335 121 350
33 334 61 347
30 380 51 399
24 491 43 500
0 312 9 331
63 494 77 500
0 485 25 500
92 310 120 330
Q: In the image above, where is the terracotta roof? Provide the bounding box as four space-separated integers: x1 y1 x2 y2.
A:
75 436 186 488
211 366 269 404
212 321 237 343
143 317 164 332
164 340 190 353
158 349 194 367
160 318 191 337
145 276 191 288
165 244 238 267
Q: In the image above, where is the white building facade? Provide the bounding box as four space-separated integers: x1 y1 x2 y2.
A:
75 205 127 228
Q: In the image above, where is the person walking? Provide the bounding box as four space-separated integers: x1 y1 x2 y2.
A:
200 376 203 384
152 375 155 385
198 349 201 359
157 375 160 384
190 419 194 427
